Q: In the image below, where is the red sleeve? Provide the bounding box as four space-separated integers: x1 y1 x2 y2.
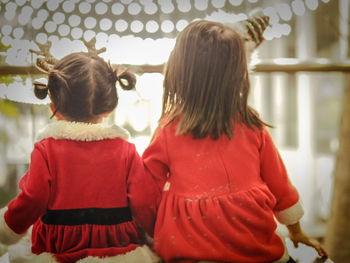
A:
126 143 160 237
259 128 299 212
5 143 51 234
142 126 170 192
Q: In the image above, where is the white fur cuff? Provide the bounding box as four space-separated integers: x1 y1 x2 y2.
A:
274 201 304 225
0 207 26 245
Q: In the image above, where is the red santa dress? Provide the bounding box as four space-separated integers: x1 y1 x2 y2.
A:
0 120 160 263
142 119 304 263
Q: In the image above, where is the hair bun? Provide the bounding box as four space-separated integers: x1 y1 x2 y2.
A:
116 70 136 91
33 78 49 99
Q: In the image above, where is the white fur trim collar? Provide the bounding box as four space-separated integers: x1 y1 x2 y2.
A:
35 121 130 142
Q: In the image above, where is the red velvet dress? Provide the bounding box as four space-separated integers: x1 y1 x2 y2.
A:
3 121 159 263
142 120 304 263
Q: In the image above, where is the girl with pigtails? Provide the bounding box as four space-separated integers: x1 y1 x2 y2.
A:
0 49 160 263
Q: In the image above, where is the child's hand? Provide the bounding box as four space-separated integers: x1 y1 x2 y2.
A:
288 230 328 258
287 221 328 259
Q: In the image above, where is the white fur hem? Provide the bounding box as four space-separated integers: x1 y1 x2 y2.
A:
6 236 159 263
35 120 130 142
275 201 304 226
76 246 161 263
0 207 26 245
5 246 160 263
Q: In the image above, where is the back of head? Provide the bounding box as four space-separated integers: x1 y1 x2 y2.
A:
34 52 136 122
163 20 262 140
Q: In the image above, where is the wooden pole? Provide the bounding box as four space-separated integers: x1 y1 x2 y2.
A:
324 73 350 262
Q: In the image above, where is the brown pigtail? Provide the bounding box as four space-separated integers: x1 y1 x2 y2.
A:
47 69 70 118
33 78 49 100
115 69 136 91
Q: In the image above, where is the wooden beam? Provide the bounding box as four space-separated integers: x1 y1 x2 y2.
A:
1 59 350 75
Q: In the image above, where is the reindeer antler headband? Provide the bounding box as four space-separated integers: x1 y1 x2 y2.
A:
29 37 107 74
225 12 270 52
29 41 58 73
82 38 106 56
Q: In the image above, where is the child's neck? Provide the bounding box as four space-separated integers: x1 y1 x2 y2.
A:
56 115 103 124
90 116 103 124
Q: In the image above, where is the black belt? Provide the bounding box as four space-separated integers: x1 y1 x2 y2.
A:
41 207 132 225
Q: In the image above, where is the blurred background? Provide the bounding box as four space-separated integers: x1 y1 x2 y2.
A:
0 0 349 262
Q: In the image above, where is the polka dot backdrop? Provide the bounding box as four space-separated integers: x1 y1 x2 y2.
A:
0 0 332 105
0 0 328 41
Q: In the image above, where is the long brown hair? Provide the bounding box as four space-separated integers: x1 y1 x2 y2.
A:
34 52 136 122
162 20 268 140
